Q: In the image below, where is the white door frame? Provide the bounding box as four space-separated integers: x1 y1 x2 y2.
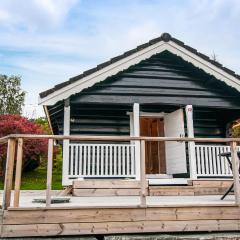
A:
129 110 170 179
128 107 195 181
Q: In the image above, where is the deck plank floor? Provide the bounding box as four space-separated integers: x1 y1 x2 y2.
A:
0 190 235 208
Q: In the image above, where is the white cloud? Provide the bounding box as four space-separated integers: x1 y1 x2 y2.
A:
0 0 78 30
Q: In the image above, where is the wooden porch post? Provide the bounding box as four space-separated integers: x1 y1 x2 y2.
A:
230 141 240 205
3 138 16 210
140 140 147 207
13 138 23 208
46 139 54 207
133 103 140 180
62 98 71 186
185 105 197 179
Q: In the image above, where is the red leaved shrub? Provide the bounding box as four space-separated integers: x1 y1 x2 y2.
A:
0 115 48 175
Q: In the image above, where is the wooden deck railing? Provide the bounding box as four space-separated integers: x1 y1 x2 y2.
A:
1 134 240 209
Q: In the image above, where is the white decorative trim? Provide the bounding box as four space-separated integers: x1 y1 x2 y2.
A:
167 42 240 92
39 40 240 106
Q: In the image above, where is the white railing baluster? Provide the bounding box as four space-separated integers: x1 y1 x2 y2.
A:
113 145 117 176
92 145 96 176
83 145 87 176
68 145 71 175
87 145 91 176
105 145 109 175
208 146 213 175
75 145 78 175
118 146 121 176
71 145 74 176
211 146 217 175
101 145 104 176
122 145 126 176
131 145 135 175
109 145 113 176
96 145 99 176
216 146 221 175
126 145 130 176
79 145 82 176
199 146 204 175
195 145 200 175
204 146 207 175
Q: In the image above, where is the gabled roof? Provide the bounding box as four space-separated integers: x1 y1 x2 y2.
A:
39 33 240 106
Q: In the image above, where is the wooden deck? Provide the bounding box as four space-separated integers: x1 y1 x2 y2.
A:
1 134 240 238
0 194 240 237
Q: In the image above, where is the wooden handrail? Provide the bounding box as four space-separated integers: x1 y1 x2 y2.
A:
1 134 240 142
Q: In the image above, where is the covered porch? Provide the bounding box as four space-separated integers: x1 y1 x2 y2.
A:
61 101 240 186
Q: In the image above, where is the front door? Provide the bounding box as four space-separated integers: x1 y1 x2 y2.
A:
140 118 166 174
164 108 187 174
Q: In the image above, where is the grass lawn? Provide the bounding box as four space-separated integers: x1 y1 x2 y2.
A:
0 160 63 190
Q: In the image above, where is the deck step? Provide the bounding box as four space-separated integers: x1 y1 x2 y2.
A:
73 180 149 197
148 178 189 186
149 180 233 196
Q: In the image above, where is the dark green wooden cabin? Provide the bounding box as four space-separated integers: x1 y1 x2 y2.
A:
39 33 240 185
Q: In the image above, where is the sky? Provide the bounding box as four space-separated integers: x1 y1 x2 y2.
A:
0 0 240 118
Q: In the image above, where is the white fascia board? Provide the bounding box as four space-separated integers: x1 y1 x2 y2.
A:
39 41 167 106
166 41 240 92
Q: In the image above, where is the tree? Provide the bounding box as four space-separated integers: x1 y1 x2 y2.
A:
0 75 25 114
34 117 52 134
0 115 48 177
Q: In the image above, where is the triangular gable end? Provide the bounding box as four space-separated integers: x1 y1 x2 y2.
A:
39 33 240 106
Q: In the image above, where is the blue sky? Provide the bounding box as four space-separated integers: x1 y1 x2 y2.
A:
0 0 240 117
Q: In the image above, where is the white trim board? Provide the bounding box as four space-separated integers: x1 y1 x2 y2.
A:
148 178 189 185
127 111 165 118
39 40 240 106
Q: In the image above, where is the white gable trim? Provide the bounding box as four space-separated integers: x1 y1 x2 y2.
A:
167 41 240 91
39 40 240 106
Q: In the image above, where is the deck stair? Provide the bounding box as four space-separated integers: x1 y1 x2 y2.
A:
149 180 233 196
72 180 149 197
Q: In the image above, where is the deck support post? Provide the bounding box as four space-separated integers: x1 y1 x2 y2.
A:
185 105 197 179
230 141 240 205
13 138 23 208
140 140 147 207
133 103 140 180
46 139 54 207
62 98 70 186
3 138 16 210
